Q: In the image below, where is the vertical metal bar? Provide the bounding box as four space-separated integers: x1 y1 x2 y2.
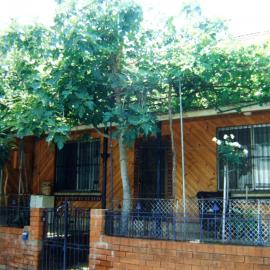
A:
179 79 186 217
18 140 24 204
76 142 80 191
63 200 68 270
250 126 256 190
156 122 162 198
228 201 232 241
200 200 204 241
102 130 108 209
222 164 228 242
258 200 263 245
109 123 114 209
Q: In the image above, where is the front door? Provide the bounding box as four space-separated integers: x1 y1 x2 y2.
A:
134 137 172 199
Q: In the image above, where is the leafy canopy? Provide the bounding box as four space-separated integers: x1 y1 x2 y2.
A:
161 3 270 112
0 1 270 148
1 0 160 148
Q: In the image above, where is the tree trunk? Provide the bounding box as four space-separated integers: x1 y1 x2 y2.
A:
168 87 176 198
119 132 131 212
119 132 131 234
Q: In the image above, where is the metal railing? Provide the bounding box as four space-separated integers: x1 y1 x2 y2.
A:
0 194 30 228
41 202 90 270
0 194 31 207
0 206 30 228
105 198 270 246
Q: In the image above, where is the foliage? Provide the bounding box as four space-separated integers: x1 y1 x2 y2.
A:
157 3 270 112
0 0 161 149
212 134 248 167
0 0 270 146
0 23 71 149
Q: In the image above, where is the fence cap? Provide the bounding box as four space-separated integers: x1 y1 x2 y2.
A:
30 195 55 209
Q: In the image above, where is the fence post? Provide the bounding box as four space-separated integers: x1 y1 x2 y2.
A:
30 195 55 270
89 209 112 270
199 199 204 241
29 208 43 270
257 200 263 245
222 164 228 242
63 200 68 270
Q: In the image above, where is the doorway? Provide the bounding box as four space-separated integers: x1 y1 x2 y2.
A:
134 137 172 199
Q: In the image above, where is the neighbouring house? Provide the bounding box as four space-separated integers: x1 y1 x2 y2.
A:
1 104 270 270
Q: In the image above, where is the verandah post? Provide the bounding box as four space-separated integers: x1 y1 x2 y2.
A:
63 199 68 270
156 122 162 237
222 163 229 242
156 121 162 199
102 131 109 209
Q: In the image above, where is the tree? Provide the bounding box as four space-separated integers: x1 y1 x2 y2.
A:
0 0 160 213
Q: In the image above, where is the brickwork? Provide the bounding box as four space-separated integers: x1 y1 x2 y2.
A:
0 208 43 270
89 210 270 270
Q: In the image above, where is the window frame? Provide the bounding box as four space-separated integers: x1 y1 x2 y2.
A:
217 123 270 192
54 139 101 193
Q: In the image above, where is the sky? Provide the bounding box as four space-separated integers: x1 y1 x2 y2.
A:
0 0 269 36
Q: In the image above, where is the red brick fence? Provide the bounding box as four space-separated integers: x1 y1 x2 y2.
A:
89 209 270 270
0 209 43 270
1 208 270 270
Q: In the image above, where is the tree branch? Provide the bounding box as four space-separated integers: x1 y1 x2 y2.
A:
93 125 111 139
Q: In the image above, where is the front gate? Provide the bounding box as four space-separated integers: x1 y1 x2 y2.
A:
41 201 90 270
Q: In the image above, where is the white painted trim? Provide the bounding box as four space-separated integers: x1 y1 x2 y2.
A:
72 103 270 131
158 103 270 121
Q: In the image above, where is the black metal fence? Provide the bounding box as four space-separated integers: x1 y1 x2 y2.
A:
0 206 30 228
0 194 30 228
0 194 31 207
105 211 270 246
41 202 90 270
105 198 270 246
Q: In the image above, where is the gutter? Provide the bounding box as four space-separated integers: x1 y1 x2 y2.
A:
72 103 270 132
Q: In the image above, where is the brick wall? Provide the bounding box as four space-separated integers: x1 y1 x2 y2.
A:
0 208 43 270
89 210 270 270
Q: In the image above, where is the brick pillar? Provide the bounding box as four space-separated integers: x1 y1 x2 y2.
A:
30 208 44 241
89 209 113 270
28 208 44 270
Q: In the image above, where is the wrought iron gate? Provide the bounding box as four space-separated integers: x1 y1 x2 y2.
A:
41 201 90 270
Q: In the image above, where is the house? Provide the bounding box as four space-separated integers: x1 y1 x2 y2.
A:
1 103 270 270
2 103 270 207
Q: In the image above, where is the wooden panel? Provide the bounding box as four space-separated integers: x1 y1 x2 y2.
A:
32 139 55 194
162 109 270 199
4 137 35 195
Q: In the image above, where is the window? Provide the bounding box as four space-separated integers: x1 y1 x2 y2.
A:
55 140 100 192
217 124 270 191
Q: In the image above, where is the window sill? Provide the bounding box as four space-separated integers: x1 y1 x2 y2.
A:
54 192 102 201
54 192 101 196
231 191 270 199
